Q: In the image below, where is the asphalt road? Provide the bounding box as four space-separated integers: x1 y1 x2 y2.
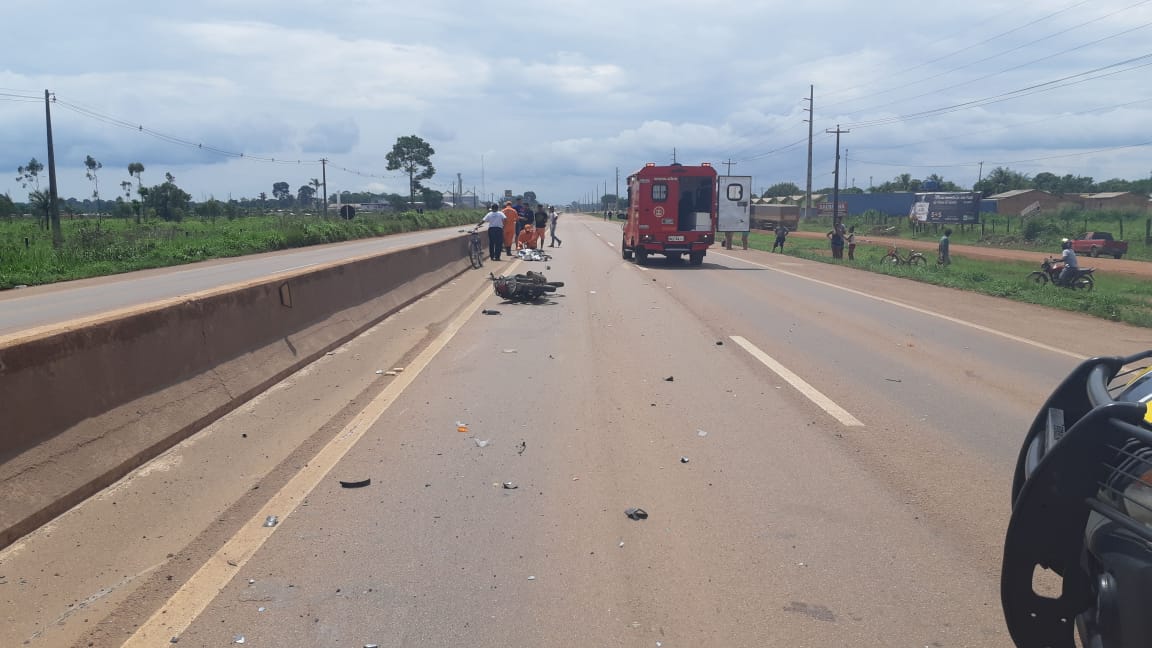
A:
4 215 1151 647
0 225 469 340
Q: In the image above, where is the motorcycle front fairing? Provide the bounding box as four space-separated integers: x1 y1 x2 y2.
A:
1003 352 1152 648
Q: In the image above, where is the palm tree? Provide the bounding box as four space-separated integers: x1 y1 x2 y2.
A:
309 178 323 215
128 162 145 223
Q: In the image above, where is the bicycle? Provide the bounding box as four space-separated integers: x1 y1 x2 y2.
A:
880 246 927 266
460 227 484 269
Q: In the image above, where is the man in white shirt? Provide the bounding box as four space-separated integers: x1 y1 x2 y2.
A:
480 204 505 260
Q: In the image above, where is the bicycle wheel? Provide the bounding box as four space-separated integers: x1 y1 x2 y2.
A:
880 253 900 265
908 254 926 266
469 241 483 269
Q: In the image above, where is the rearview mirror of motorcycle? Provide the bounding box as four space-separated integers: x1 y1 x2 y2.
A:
1003 351 1152 648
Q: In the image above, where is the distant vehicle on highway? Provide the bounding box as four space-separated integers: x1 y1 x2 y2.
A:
1070 231 1127 259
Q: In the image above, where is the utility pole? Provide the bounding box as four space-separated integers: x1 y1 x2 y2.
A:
614 167 620 213
320 158 328 217
44 89 62 247
481 155 485 207
803 85 814 219
977 161 984 187
826 124 850 228
457 172 463 208
672 147 677 164
844 148 849 189
722 159 737 175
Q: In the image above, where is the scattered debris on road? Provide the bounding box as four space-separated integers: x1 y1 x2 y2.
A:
502 482 519 490
392 367 405 373
263 515 279 527
680 457 690 464
664 376 674 382
516 440 527 455
456 421 469 433
233 635 246 644
697 429 708 437
339 478 372 489
885 378 903 382
502 348 518 354
527 575 536 580
474 439 491 448
482 309 502 315
625 507 649 520
716 341 724 346
375 369 385 374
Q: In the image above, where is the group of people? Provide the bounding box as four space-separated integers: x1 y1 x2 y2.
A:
479 199 561 261
826 222 857 260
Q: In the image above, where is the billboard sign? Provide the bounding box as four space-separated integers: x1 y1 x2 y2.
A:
909 192 981 224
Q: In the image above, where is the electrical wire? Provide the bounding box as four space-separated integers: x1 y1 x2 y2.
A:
820 0 1097 107
842 53 1152 129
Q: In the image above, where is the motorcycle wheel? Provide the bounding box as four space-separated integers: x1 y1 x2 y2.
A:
1027 272 1049 286
546 281 565 287
1073 275 1094 291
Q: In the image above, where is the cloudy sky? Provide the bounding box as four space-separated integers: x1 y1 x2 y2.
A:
2 0 1151 205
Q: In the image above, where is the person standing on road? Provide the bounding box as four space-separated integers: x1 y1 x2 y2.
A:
515 199 532 240
533 204 549 249
938 228 952 266
847 225 857 260
501 201 518 256
548 206 562 247
740 229 749 250
772 225 789 252
480 204 505 261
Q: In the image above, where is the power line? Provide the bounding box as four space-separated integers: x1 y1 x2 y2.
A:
843 13 1152 118
821 0 1097 108
842 52 1152 129
849 139 1152 169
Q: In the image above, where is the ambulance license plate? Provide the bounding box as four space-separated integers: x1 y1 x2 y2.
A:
667 235 685 242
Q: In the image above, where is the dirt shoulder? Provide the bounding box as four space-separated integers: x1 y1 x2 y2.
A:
785 230 1152 279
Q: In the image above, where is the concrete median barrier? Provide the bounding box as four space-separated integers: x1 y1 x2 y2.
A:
0 235 472 549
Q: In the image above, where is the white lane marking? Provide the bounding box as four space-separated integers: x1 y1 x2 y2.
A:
121 265 518 647
713 251 1086 361
729 335 864 427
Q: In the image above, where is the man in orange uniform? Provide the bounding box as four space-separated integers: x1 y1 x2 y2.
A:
501 201 518 256
517 224 537 250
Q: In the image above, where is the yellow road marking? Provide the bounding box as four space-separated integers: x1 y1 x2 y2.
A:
122 264 517 646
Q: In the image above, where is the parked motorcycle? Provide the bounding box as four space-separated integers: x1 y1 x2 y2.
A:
1003 351 1152 647
1027 256 1095 291
489 271 565 302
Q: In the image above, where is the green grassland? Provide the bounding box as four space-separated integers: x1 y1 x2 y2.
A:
0 210 483 289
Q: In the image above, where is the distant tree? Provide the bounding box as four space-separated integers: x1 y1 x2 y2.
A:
84 155 102 213
523 190 537 205
120 180 132 202
144 175 191 221
421 187 444 210
128 162 145 223
272 181 291 205
258 192 268 211
923 173 962 191
297 185 316 205
974 167 1030 197
1095 178 1133 193
17 159 47 228
309 178 323 214
385 135 436 208
763 182 801 198
16 158 43 192
0 193 15 219
196 198 224 223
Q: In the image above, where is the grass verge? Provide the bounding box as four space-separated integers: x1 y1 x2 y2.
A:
748 233 1152 328
0 211 483 289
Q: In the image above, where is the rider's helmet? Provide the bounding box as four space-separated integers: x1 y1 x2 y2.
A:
1061 238 1072 250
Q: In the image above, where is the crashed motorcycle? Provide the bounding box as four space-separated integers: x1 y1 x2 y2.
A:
489 271 564 303
1027 256 1095 290
1003 350 1152 647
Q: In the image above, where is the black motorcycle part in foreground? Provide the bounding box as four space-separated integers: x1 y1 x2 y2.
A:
1003 351 1152 648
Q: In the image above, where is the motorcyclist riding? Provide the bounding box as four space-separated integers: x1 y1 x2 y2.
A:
1058 238 1079 286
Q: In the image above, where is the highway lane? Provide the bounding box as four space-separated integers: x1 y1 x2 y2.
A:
0 225 468 339
5 214 1151 646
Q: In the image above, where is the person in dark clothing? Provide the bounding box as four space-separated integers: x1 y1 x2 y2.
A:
533 204 549 249
514 200 531 238
827 223 845 259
